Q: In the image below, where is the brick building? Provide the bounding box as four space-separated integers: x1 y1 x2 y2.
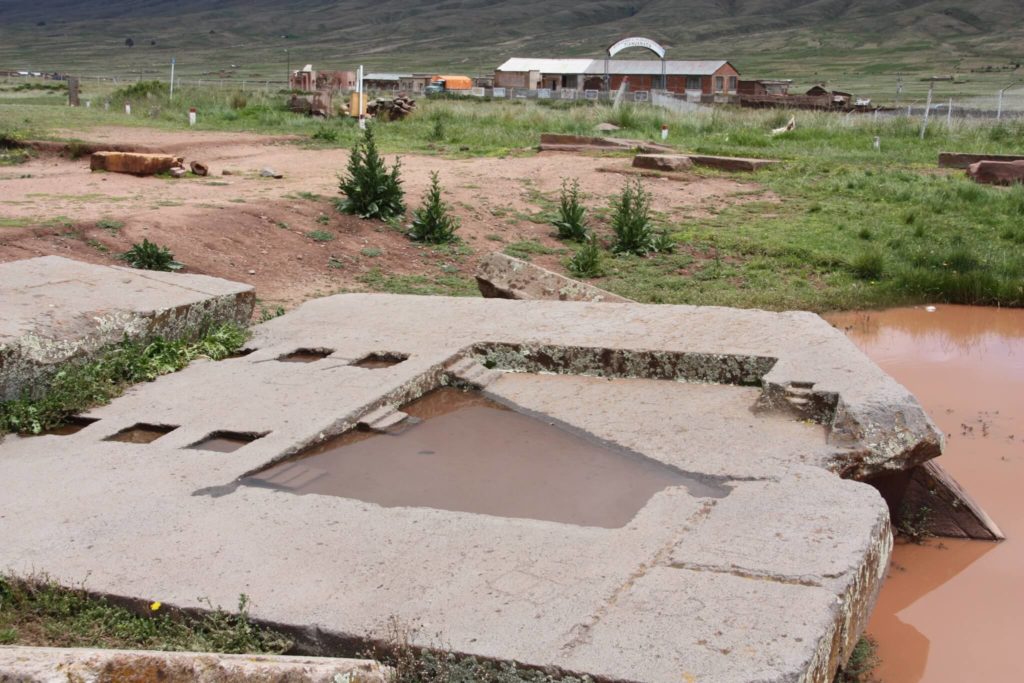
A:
494 58 739 98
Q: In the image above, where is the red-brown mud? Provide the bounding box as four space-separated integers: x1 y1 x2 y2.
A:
827 305 1024 682
247 387 721 528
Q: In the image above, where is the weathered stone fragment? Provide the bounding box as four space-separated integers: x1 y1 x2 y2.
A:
475 252 631 303
869 459 1005 540
0 256 254 400
632 153 695 172
190 160 209 176
89 151 183 175
539 132 674 154
939 151 1024 169
0 646 389 682
686 154 778 171
967 159 1024 185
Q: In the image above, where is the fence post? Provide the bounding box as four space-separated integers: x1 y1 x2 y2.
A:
947 99 952 126
919 81 933 140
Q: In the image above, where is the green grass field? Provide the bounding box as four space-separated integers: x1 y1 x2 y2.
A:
3 83 1023 311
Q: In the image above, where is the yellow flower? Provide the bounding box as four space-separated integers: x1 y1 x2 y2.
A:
150 601 162 611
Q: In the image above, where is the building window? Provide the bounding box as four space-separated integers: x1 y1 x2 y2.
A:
715 76 724 93
686 76 701 90
728 76 737 92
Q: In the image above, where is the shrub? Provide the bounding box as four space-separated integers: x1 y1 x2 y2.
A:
850 248 885 280
835 635 880 683
337 126 405 220
652 230 675 254
230 91 248 110
119 239 182 271
0 323 247 435
552 178 588 241
610 178 655 256
409 172 460 244
305 230 334 242
567 235 603 278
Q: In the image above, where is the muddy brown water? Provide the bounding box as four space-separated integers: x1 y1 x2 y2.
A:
827 305 1024 683
105 423 177 444
245 387 725 528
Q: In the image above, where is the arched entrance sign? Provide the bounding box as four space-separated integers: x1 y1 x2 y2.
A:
608 37 665 59
604 37 667 91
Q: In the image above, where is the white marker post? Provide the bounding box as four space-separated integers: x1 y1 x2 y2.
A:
357 64 366 130
124 102 131 115
189 107 197 126
660 124 668 140
169 57 175 100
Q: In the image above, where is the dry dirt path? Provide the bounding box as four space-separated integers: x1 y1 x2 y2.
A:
0 126 771 309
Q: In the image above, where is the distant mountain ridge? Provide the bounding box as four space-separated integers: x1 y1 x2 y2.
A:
1 0 1022 76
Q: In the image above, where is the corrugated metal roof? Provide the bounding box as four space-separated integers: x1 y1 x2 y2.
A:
496 58 731 76
362 73 410 81
585 60 729 76
495 58 596 74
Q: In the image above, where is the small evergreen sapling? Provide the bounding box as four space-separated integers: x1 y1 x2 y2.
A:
409 171 460 244
610 177 655 256
337 126 405 220
552 178 588 241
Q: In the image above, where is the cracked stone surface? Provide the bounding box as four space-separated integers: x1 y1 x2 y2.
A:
0 646 388 682
0 294 925 682
0 256 255 400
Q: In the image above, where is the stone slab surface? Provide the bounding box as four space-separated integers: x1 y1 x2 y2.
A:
966 159 1024 186
0 294 925 682
938 151 1024 169
686 154 779 171
0 255 255 400
475 252 632 303
632 153 695 172
0 646 388 682
90 151 183 175
539 133 675 154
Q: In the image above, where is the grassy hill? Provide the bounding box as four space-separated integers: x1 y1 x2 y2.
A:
0 0 1022 99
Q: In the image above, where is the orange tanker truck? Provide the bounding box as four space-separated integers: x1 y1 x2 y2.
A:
424 74 473 95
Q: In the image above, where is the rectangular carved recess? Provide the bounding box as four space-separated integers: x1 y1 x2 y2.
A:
470 343 778 386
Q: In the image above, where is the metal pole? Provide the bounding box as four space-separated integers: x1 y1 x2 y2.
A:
169 57 175 100
285 49 290 88
998 88 1004 120
947 98 952 126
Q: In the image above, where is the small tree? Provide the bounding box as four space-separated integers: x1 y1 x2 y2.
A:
337 126 405 220
409 172 460 244
610 177 655 256
552 178 588 241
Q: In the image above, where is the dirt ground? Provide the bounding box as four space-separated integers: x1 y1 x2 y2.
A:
0 127 773 310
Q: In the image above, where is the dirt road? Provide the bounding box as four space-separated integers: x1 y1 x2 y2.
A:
0 127 769 309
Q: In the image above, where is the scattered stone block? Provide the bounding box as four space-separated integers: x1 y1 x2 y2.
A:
539 133 674 154
89 151 183 176
475 252 632 303
190 160 209 176
966 159 1024 185
0 256 254 400
169 167 187 178
869 459 1005 541
260 167 283 178
632 153 695 172
0 646 389 682
939 152 1024 169
686 154 779 172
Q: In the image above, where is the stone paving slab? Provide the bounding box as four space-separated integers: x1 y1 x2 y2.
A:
0 646 388 682
0 255 254 400
0 294 924 682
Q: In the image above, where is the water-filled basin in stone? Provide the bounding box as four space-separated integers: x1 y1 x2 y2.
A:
244 388 726 527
